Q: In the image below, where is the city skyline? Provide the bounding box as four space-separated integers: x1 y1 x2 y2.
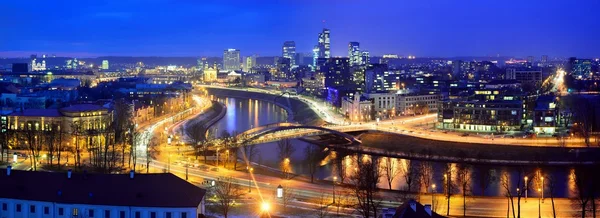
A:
1 0 599 58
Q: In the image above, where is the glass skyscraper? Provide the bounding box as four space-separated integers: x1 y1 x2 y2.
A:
348 42 361 66
282 41 296 67
223 49 240 71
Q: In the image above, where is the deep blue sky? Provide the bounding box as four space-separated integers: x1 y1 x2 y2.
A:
1 0 598 58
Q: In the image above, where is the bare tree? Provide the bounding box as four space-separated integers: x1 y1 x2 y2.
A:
146 140 159 173
333 148 349 184
400 158 420 193
571 165 597 218
382 151 400 190
349 154 382 218
304 145 323 183
500 172 516 218
315 192 330 218
277 139 295 179
474 164 497 196
281 185 296 213
456 163 472 217
211 177 244 218
546 174 558 218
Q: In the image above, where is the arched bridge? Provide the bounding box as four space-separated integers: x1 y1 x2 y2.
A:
237 123 362 147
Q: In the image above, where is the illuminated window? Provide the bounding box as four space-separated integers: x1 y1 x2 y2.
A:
73 208 78 216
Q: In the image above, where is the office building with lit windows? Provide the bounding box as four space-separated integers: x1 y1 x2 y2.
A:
101 60 109 70
282 41 296 67
437 88 524 132
0 169 206 218
320 57 350 88
348 42 361 66
223 49 240 71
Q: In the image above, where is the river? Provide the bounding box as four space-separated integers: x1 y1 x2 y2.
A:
209 96 578 198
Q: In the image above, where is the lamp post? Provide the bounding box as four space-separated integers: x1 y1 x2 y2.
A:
248 167 254 193
538 188 542 218
185 157 190 180
168 153 172 173
431 184 436 210
541 176 545 203
524 176 528 202
225 150 230 169
333 176 337 204
216 148 220 167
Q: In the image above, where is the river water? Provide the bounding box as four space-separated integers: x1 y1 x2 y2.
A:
209 96 577 198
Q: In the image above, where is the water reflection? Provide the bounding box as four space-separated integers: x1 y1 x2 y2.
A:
212 97 578 198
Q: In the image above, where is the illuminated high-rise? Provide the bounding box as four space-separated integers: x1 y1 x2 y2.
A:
223 49 241 71
245 55 257 72
318 29 331 58
312 28 330 70
101 60 109 70
282 41 296 67
348 42 361 66
361 51 370 66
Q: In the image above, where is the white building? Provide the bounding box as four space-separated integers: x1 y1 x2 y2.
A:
366 92 396 114
505 68 542 84
397 94 441 116
341 92 373 122
0 168 206 218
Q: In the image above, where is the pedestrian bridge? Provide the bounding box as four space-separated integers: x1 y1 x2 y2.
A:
237 122 362 147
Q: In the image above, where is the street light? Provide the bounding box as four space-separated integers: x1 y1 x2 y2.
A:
538 188 542 218
261 201 271 216
541 176 545 203
431 184 436 210
185 157 190 180
524 176 528 202
248 167 254 193
333 176 337 204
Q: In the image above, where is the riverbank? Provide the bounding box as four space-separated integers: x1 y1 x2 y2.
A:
359 131 600 165
204 87 325 126
181 101 226 142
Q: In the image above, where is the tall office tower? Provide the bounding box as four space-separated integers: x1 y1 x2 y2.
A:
223 49 241 71
361 51 370 66
322 57 350 88
541 55 548 64
101 60 109 70
245 55 257 72
312 46 320 71
282 41 296 67
348 42 361 66
318 29 331 59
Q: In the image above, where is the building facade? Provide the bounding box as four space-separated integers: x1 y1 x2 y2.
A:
397 94 441 116
282 41 296 67
223 49 240 71
0 169 206 218
505 68 542 84
348 42 361 66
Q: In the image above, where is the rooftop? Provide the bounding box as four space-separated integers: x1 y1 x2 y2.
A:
60 104 107 113
9 109 62 117
0 169 206 208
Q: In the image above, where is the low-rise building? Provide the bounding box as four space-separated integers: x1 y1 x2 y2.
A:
6 104 112 133
437 88 524 132
341 92 373 122
0 168 206 218
533 95 559 134
396 93 441 116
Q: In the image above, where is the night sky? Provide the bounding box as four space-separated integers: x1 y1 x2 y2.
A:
1 0 598 58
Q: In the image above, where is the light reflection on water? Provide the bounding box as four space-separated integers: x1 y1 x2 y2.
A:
213 97 577 198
